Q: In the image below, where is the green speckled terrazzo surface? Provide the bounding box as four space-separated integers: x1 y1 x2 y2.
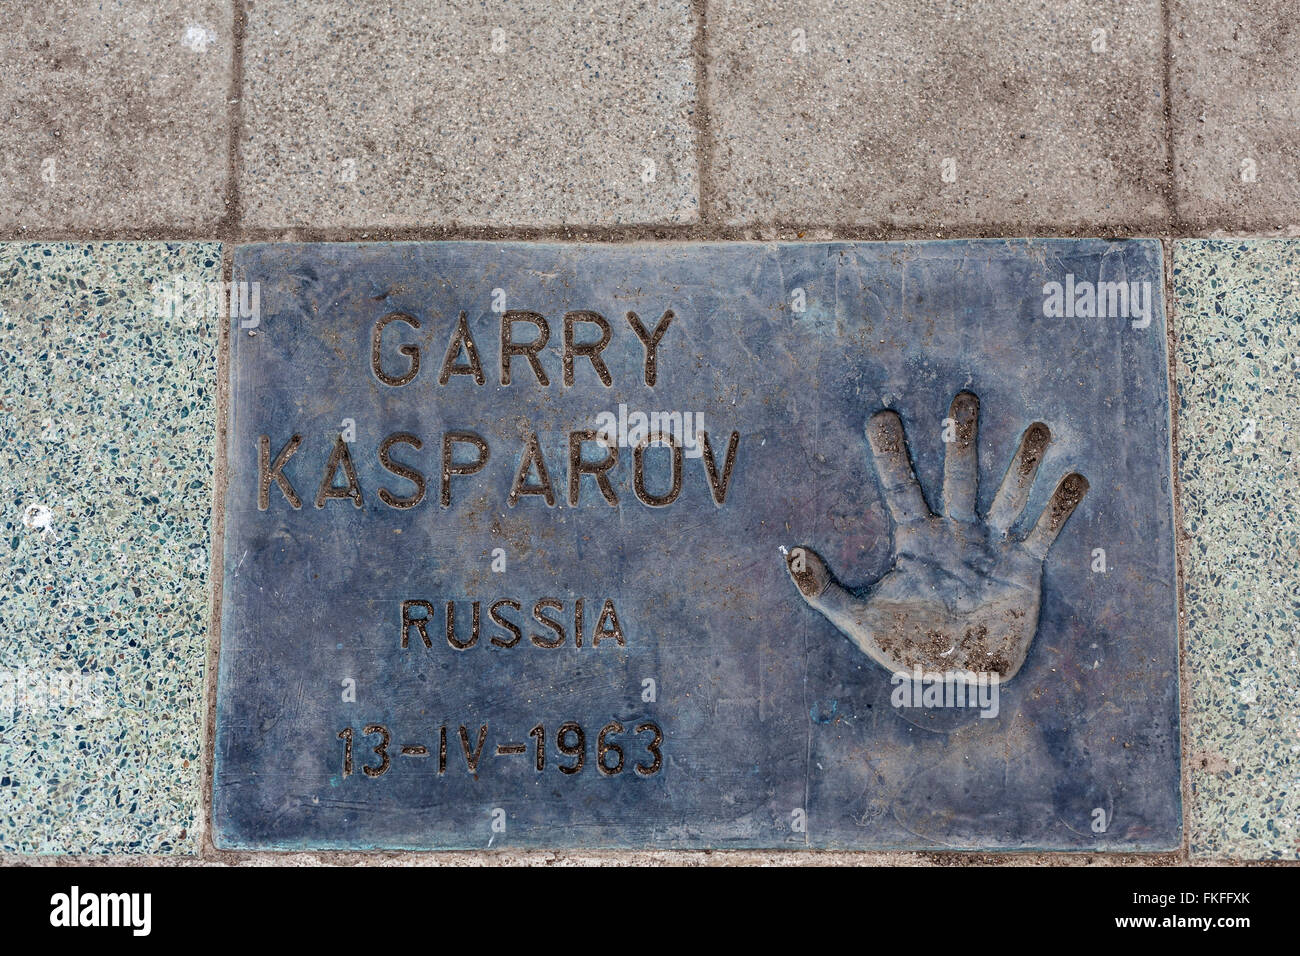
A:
0 243 218 854
1175 240 1300 859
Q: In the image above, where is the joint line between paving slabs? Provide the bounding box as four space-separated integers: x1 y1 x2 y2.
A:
690 0 716 227
199 243 234 860
1163 238 1192 862
220 0 249 242
1160 0 1179 232
2 226 1298 244
198 0 246 863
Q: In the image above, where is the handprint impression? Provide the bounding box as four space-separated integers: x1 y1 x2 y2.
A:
785 392 1088 682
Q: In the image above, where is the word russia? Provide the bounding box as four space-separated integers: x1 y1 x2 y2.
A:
401 597 625 650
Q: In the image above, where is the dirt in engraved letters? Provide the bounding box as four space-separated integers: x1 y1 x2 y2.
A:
257 309 743 513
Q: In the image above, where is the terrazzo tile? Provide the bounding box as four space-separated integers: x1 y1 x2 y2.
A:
0 3 231 231
707 0 1168 229
1174 239 1300 859
0 242 219 854
239 1 698 228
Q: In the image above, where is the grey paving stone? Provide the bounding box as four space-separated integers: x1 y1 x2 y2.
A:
1171 1 1300 228
239 1 698 228
0 242 219 853
0 3 231 231
706 0 1167 230
1175 240 1300 859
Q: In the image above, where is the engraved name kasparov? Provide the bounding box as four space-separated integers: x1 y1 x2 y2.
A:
255 309 741 511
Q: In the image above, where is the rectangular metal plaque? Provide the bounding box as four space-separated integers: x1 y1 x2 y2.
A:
215 240 1180 850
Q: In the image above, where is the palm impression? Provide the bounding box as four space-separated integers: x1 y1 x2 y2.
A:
785 391 1088 682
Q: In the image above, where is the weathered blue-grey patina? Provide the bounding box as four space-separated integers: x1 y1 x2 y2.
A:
215 241 1180 850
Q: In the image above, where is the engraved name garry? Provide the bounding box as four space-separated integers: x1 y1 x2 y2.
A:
253 306 742 655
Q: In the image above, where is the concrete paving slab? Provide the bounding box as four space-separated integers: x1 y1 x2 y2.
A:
1171 1 1300 229
0 3 231 232
1175 239 1300 859
0 242 219 853
706 0 1168 230
239 1 699 228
